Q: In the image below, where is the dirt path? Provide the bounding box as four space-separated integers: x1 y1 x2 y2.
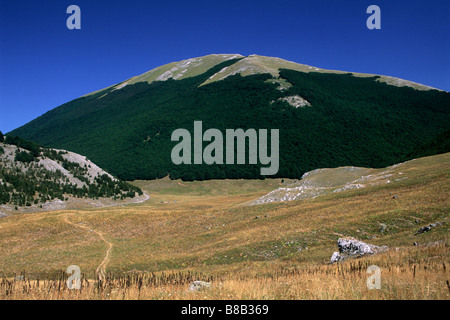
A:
64 213 112 280
61 193 149 280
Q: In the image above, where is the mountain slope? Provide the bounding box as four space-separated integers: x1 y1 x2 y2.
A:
0 135 143 214
9 54 450 181
252 153 437 205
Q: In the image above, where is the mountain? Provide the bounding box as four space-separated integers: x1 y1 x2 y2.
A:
0 134 143 214
9 54 450 181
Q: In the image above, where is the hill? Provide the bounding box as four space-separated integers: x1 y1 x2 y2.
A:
252 153 443 204
0 134 143 215
9 54 450 181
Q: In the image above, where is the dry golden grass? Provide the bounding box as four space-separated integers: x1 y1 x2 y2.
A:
1 243 448 300
0 153 448 299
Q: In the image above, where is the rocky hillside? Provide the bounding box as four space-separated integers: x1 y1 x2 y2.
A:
0 135 143 214
252 155 435 205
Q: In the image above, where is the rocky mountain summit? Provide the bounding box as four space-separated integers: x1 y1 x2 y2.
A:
95 54 438 92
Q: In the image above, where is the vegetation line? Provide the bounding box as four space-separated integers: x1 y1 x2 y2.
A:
102 192 150 208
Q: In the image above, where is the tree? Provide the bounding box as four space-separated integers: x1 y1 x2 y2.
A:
15 151 34 163
0 131 3 142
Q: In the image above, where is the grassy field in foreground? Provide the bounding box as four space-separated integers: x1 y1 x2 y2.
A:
1 244 447 300
0 153 448 299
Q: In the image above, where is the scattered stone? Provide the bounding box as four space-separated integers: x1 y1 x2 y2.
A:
15 275 24 281
264 214 269 218
416 225 431 234
329 237 388 264
188 281 211 292
379 223 387 233
392 195 398 199
430 222 443 228
330 252 341 264
255 216 260 219
413 242 418 246
415 222 444 235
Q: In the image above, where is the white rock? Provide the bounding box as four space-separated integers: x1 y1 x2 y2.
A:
330 252 341 264
188 281 211 292
329 237 388 263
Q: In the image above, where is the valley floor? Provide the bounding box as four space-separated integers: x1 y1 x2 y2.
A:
0 153 449 300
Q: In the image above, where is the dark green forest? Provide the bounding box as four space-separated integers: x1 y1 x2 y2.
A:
9 60 450 181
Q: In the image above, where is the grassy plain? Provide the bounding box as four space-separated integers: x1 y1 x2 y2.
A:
0 153 448 299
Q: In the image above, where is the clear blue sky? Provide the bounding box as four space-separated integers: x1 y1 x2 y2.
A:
0 0 448 133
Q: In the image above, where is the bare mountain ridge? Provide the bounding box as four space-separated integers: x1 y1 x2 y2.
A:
86 54 438 98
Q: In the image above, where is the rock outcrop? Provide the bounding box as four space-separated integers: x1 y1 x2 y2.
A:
188 281 211 292
329 237 388 264
415 222 445 235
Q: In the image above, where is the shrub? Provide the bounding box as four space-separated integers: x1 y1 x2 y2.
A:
15 151 35 163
